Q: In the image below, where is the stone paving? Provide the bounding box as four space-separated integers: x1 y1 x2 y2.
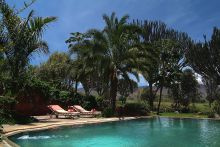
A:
3 116 151 136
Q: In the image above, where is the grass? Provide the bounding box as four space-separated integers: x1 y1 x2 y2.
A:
125 99 212 118
126 99 211 112
157 112 208 118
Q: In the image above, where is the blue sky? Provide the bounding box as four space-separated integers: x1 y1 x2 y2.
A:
6 0 220 86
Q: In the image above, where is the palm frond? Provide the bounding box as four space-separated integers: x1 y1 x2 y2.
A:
119 14 129 26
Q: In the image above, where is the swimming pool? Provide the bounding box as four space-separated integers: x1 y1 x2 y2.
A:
9 117 220 147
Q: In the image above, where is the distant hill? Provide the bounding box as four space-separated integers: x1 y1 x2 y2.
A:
77 84 207 99
129 84 207 100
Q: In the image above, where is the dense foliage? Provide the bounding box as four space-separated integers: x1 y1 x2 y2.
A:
118 79 138 104
0 0 56 94
168 69 199 112
186 27 220 113
0 0 56 124
66 13 141 111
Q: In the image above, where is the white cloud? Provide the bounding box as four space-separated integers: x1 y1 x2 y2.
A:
195 73 203 85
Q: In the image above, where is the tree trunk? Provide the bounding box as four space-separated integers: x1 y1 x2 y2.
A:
148 82 154 110
75 81 78 94
209 101 212 108
110 70 118 112
81 81 90 96
157 86 163 115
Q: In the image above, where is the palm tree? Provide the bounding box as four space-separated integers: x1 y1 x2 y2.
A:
67 12 140 111
0 1 56 92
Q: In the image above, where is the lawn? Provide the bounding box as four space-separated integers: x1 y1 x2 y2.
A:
158 112 208 118
124 99 212 118
156 102 211 113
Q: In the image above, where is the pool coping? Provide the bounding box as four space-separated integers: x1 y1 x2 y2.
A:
2 116 153 147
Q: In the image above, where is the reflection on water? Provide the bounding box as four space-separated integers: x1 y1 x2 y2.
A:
10 118 220 147
18 135 69 140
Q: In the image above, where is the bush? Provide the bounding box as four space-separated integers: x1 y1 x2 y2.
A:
188 105 199 113
180 107 190 113
159 104 174 113
200 99 207 103
0 96 37 124
49 87 60 100
211 100 220 114
140 89 151 102
102 107 114 117
82 95 98 110
67 93 98 110
23 78 51 99
11 114 38 124
68 93 84 105
96 96 104 109
122 103 149 116
58 90 71 103
119 96 126 104
207 111 215 118
59 91 70 98
96 96 110 111
0 96 16 124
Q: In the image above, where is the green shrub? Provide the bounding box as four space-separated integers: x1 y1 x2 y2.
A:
200 99 207 103
23 78 51 99
69 93 84 104
96 96 104 109
122 103 149 116
57 90 71 103
83 95 98 110
102 107 114 117
59 91 70 99
159 104 174 113
194 103 211 115
207 111 215 118
180 107 190 113
96 96 110 111
0 96 16 124
188 105 199 113
49 87 60 100
11 114 38 124
211 100 220 114
119 96 127 104
67 93 98 110
140 89 150 101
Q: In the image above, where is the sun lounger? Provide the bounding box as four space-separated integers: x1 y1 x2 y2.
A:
48 105 80 118
69 105 101 117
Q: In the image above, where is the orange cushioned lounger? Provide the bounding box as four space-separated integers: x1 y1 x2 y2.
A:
48 105 80 118
69 105 101 117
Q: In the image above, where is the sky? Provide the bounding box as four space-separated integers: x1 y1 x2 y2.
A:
6 0 220 86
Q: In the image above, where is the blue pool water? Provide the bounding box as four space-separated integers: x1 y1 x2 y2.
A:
9 118 220 147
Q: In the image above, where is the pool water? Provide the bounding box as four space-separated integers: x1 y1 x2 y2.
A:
9 118 220 147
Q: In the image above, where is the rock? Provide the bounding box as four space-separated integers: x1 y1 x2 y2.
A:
197 112 202 115
214 113 220 118
174 111 179 114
